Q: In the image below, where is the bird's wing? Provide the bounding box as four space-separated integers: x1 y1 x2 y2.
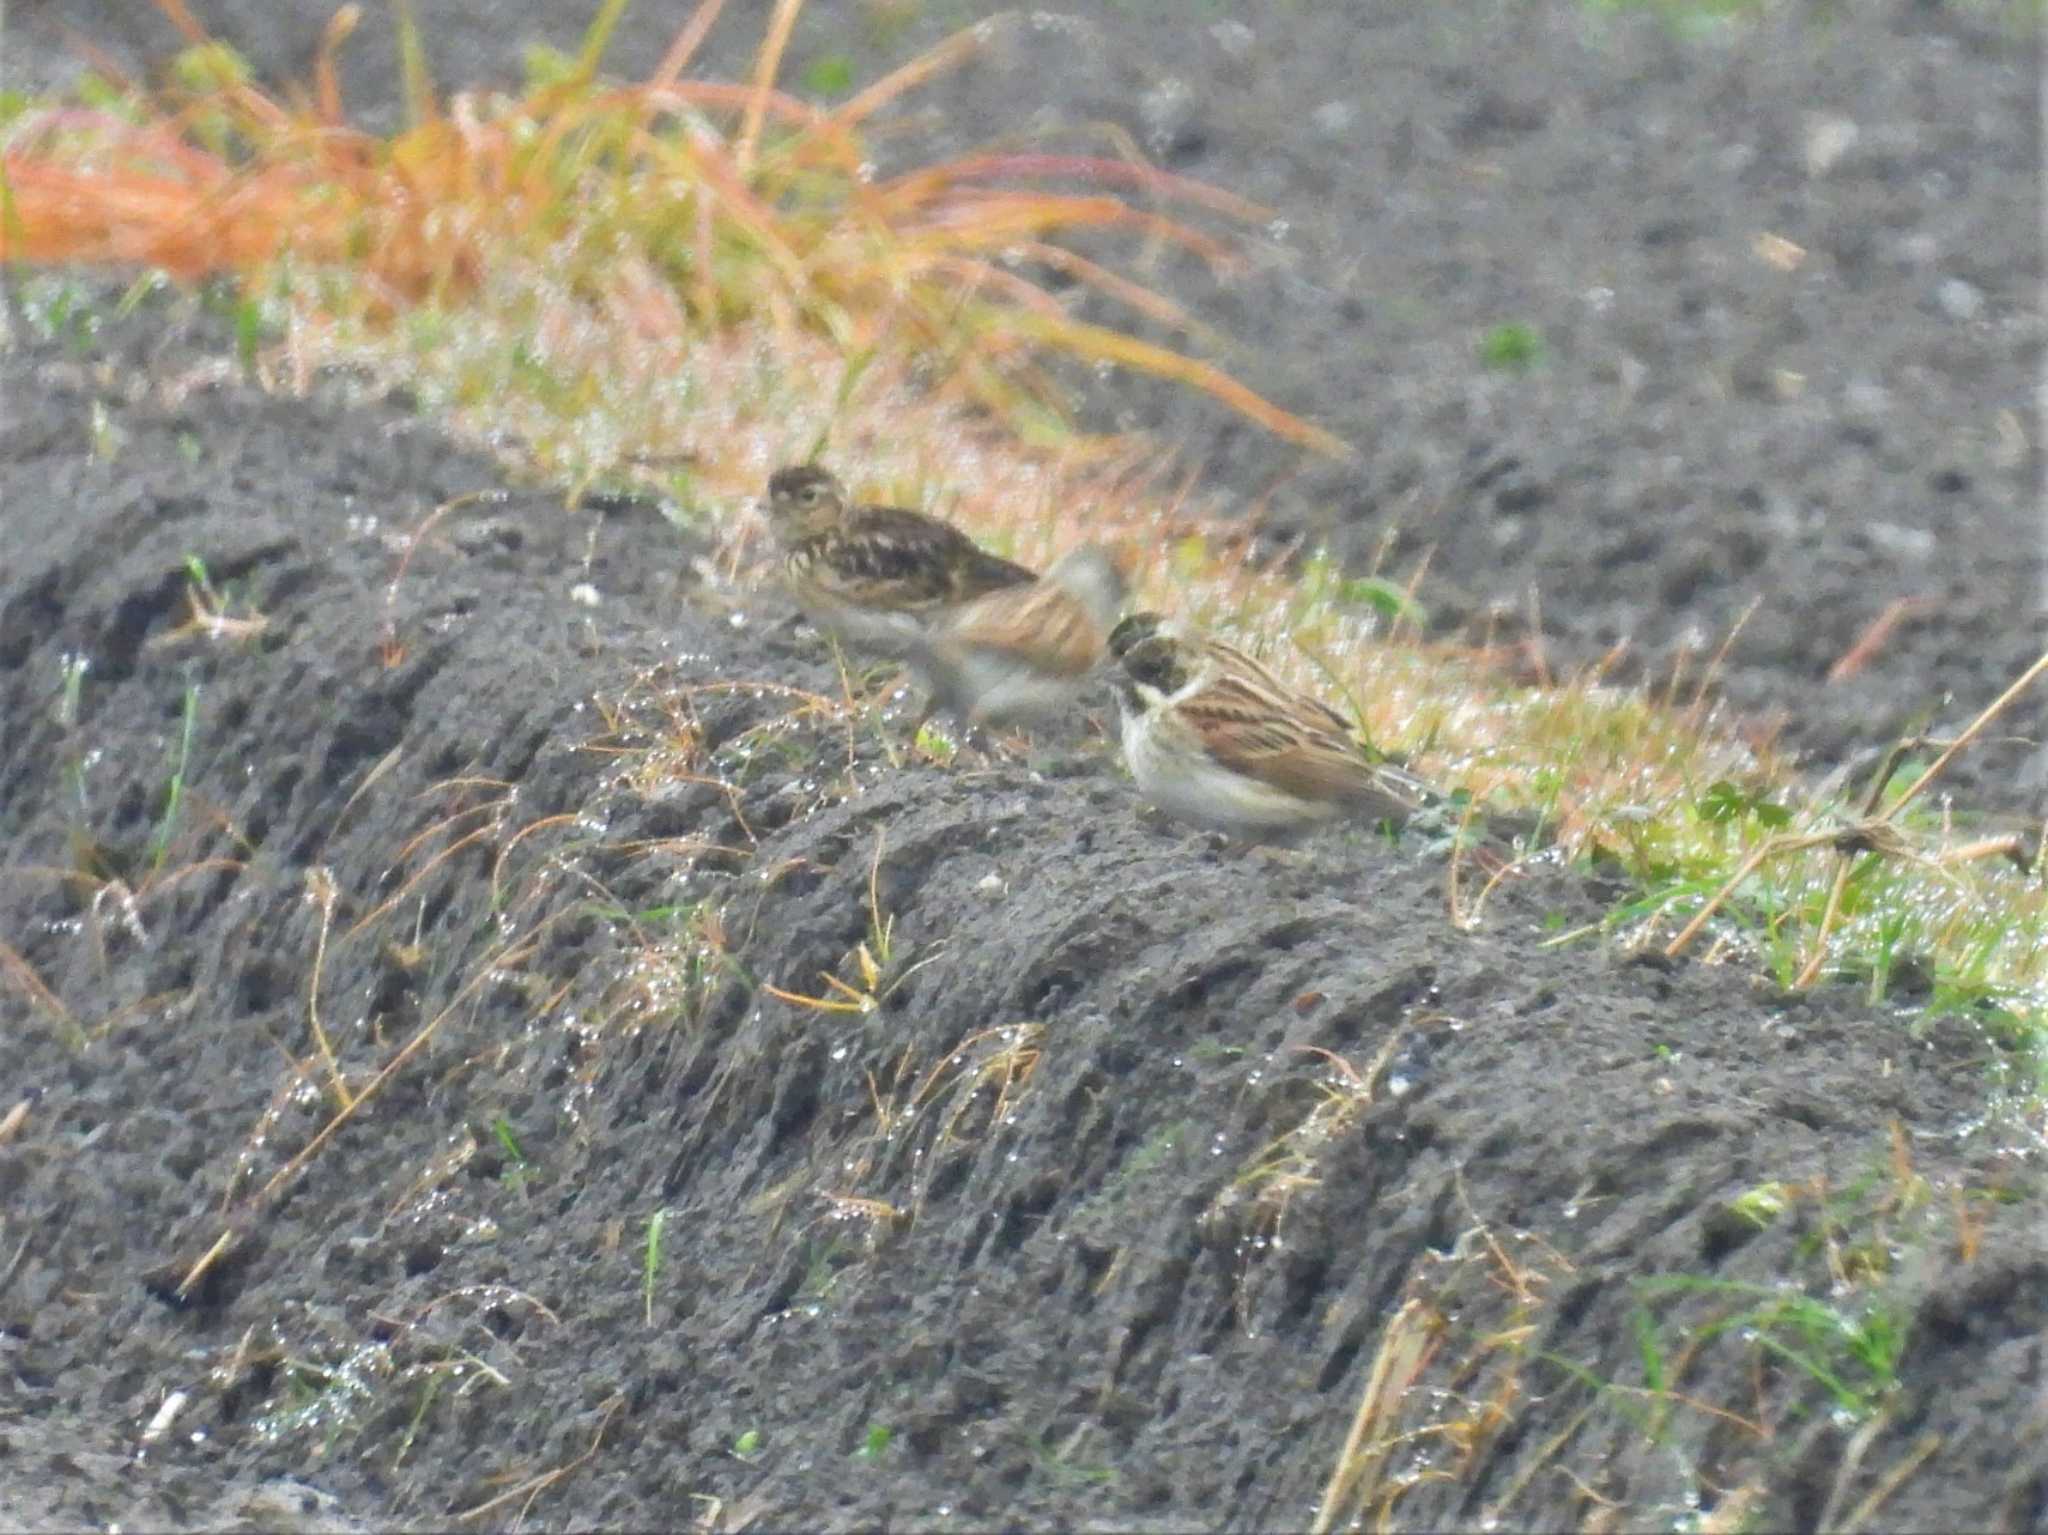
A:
817 506 1035 611
938 580 1104 679
949 543 1042 604
1179 671 1425 819
1206 638 1357 737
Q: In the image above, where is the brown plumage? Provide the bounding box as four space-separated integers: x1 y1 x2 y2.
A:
1110 612 1431 837
763 465 1035 657
922 545 1130 728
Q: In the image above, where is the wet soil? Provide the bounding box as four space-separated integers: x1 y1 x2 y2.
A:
4 3 2046 1531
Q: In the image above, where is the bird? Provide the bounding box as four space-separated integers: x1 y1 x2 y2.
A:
1108 611 1432 838
920 544 1131 730
761 464 1036 660
1107 611 1350 733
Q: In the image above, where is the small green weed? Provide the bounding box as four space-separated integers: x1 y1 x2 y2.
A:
1031 1431 1118 1488
913 721 958 763
491 1115 534 1197
1636 1275 1907 1420
643 1208 668 1326
1696 780 1792 829
1723 1181 1792 1230
797 1237 848 1307
1478 322 1545 371
801 54 856 96
1583 0 1766 34
147 679 201 874
20 275 101 353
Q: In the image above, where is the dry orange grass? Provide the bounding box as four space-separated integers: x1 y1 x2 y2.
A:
3 0 1339 453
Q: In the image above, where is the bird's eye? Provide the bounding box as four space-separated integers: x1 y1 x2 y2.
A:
800 486 821 504
1124 637 1182 692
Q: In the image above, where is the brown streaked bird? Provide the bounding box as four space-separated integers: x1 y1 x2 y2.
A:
921 544 1131 729
1108 611 1432 838
762 464 1037 659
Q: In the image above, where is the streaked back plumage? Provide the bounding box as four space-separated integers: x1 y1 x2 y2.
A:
762 464 1036 657
1113 622 1428 836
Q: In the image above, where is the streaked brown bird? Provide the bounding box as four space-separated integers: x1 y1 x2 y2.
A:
762 465 1036 659
1108 611 1431 838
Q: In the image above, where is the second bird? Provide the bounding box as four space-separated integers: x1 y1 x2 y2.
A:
921 545 1130 730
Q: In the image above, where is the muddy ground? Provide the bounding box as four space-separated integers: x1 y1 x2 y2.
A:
4 2 2046 1531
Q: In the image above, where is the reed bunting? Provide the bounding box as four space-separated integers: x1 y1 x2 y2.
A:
1108 611 1431 838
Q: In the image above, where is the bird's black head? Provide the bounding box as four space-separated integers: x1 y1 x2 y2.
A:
1118 632 1192 697
1107 611 1167 662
